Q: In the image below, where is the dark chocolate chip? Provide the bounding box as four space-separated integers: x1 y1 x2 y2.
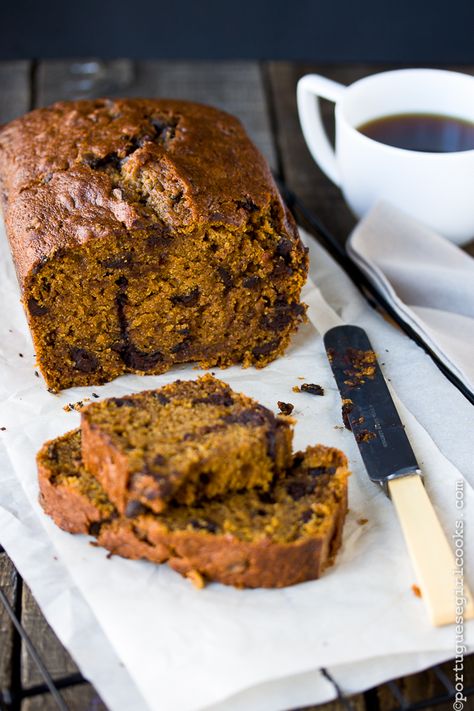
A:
47 443 59 462
277 401 294 415
217 266 234 292
262 301 305 332
102 254 132 269
170 339 192 356
301 509 313 523
171 287 200 307
257 490 275 504
223 405 271 427
306 466 328 477
272 259 293 277
236 198 259 212
193 391 234 407
190 518 218 534
292 452 305 468
301 383 325 396
83 151 122 170
154 454 166 466
266 428 277 460
119 345 164 370
288 479 317 501
252 339 280 358
243 275 261 289
146 227 172 249
109 397 137 408
150 117 177 142
27 297 48 317
152 392 170 405
276 238 293 259
286 481 308 501
70 347 99 373
115 275 128 288
88 521 102 536
125 500 148 518
199 473 210 485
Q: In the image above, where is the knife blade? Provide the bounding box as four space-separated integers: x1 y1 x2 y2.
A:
324 324 420 492
324 324 474 626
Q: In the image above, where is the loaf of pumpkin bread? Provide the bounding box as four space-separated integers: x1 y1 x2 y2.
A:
0 99 308 391
38 429 349 589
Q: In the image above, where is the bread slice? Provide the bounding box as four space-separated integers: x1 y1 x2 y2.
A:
37 429 349 588
80 374 293 515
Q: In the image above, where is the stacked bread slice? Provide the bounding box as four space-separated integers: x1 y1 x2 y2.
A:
37 375 349 588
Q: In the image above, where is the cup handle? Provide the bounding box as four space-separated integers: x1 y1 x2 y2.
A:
297 74 345 186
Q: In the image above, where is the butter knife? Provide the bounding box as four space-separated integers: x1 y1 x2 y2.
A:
324 324 474 626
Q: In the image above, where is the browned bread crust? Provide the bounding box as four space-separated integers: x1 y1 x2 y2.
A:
37 428 349 589
0 99 308 390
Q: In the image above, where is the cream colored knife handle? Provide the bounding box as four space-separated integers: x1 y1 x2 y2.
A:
388 474 474 626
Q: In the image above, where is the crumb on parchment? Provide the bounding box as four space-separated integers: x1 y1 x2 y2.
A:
277 401 294 416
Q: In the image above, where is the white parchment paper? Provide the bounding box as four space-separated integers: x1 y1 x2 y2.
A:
0 223 473 711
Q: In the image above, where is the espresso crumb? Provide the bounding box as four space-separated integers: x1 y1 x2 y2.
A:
0 427 6 431
277 401 294 416
301 383 324 396
63 398 91 412
355 430 376 443
411 584 422 598
34 370 40 378
341 398 353 430
357 517 369 526
186 569 205 589
19 353 23 358
92 392 99 398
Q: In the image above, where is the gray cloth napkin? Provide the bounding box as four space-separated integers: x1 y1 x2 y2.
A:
347 201 474 396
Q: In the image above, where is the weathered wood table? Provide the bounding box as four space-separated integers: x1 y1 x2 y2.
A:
0 59 472 710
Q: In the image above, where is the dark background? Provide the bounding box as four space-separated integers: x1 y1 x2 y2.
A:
2 0 474 62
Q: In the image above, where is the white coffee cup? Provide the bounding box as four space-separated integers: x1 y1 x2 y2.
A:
297 68 474 244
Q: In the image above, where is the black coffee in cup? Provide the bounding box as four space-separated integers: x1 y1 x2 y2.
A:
357 113 474 153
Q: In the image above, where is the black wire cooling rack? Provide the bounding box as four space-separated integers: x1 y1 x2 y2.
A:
0 545 472 711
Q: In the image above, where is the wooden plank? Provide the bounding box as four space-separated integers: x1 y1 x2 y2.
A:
22 685 107 711
375 655 474 711
35 59 277 170
20 583 106 708
20 583 79 685
0 60 31 123
0 552 19 703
